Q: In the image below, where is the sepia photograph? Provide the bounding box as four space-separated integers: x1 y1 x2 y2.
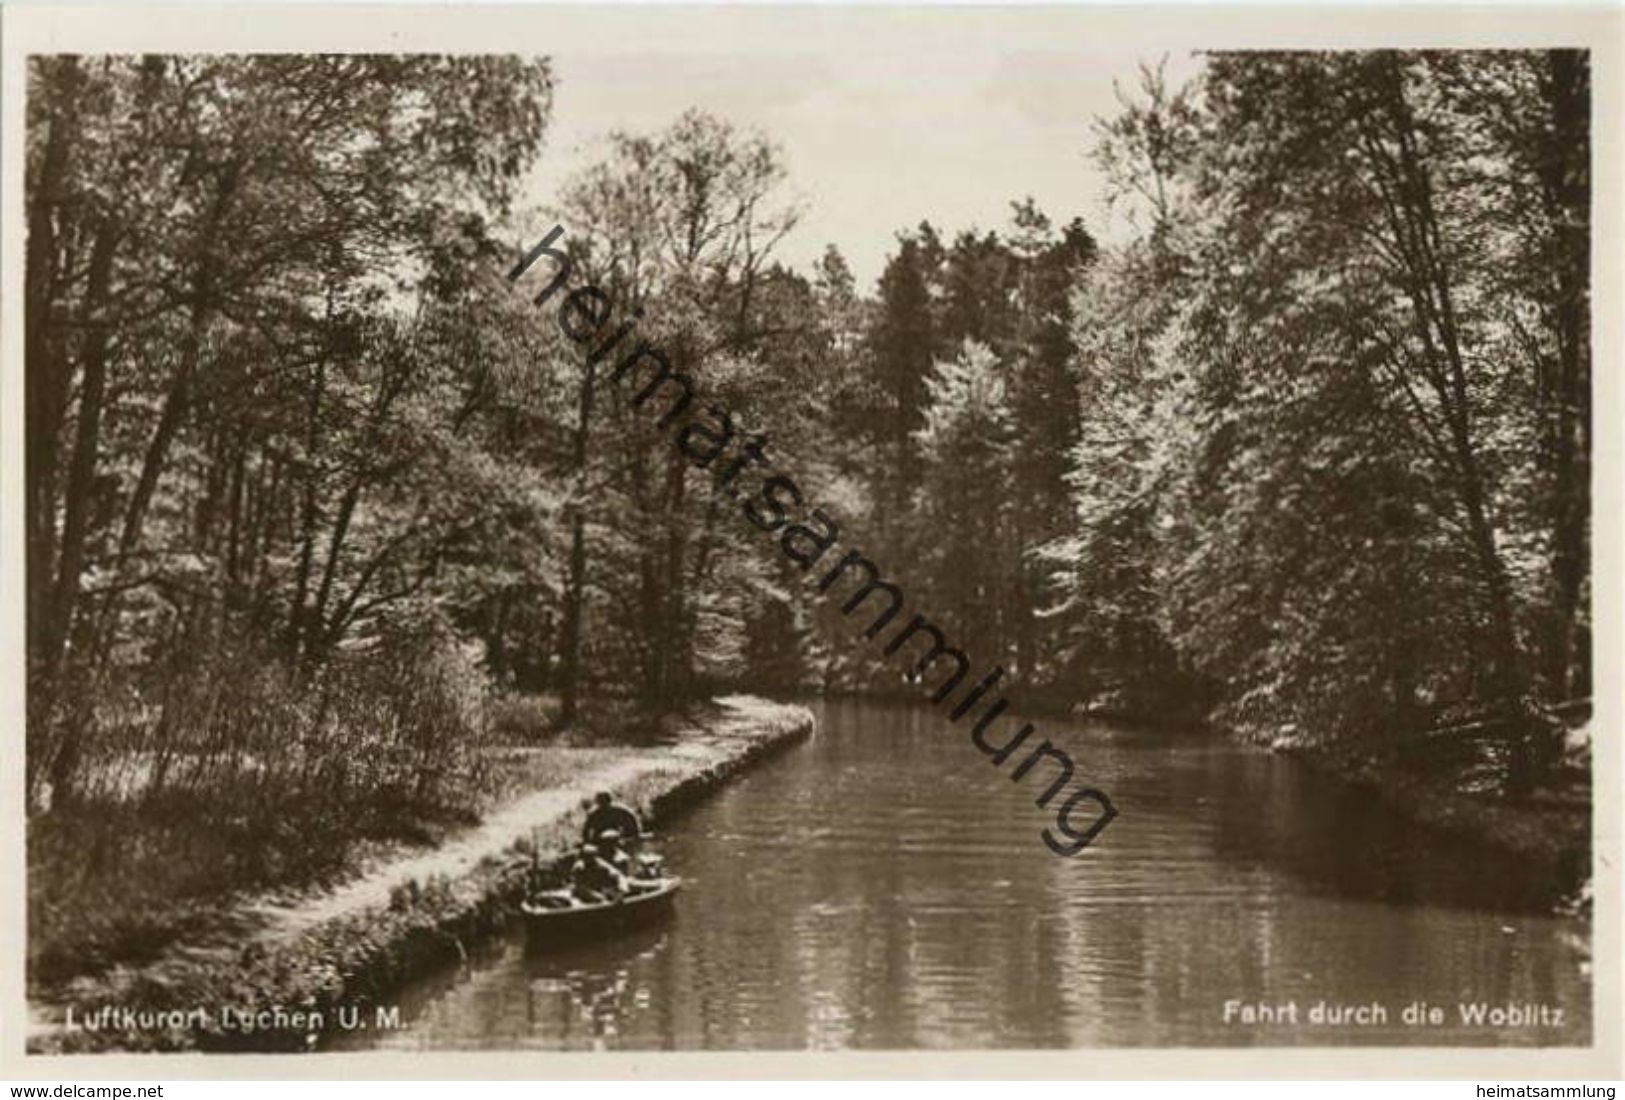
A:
1 2 1618 1078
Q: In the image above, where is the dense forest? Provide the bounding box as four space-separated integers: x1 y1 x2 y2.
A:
25 51 1589 972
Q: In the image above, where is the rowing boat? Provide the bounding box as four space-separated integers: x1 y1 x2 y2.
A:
520 877 682 947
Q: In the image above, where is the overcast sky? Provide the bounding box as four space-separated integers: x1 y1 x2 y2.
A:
523 41 1205 290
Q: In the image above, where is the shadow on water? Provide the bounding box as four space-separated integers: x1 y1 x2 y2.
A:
1105 725 1570 914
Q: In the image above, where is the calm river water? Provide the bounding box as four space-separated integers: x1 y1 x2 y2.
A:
335 699 1591 1050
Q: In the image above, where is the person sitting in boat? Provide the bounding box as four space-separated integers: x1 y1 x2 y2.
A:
569 842 629 905
597 829 635 875
583 791 642 847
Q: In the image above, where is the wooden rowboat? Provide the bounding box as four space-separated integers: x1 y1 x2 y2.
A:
520 877 682 947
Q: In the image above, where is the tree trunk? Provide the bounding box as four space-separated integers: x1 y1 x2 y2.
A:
115 156 242 569
41 221 119 795
24 59 80 671
1363 59 1537 790
1536 49 1590 700
558 353 597 724
289 355 325 657
559 514 587 721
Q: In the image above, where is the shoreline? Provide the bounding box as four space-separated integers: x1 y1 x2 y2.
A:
27 695 816 1054
1078 703 1590 905
1277 741 1591 905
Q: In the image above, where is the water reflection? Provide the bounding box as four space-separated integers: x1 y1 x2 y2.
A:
340 700 1591 1050
522 927 670 1049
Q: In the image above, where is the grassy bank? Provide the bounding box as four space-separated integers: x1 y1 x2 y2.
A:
26 695 815 1053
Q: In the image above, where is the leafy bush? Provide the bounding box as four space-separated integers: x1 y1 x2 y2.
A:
27 626 492 987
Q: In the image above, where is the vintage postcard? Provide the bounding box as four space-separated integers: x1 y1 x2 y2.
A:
1 2 1619 1080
